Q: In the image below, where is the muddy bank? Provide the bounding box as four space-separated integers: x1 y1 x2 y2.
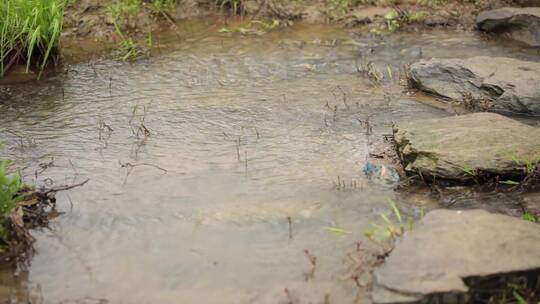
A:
1 0 536 82
0 0 532 80
62 0 524 43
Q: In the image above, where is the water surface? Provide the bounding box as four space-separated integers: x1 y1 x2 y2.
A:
0 20 538 303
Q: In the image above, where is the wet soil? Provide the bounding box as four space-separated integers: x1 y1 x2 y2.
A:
62 0 524 44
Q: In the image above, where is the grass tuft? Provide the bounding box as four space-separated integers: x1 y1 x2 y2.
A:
0 159 24 242
0 0 65 78
107 0 178 61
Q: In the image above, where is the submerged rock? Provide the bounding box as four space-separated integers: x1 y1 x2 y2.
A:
476 7 540 46
393 112 540 181
372 209 540 303
363 162 400 188
409 56 540 115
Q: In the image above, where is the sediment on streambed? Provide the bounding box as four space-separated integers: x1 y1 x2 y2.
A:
62 0 519 42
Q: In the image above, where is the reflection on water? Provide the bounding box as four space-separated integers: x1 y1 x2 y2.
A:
0 19 538 303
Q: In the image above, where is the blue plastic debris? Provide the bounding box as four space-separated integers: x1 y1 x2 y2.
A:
363 161 400 188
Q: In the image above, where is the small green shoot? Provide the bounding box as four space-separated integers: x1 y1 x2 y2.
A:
386 65 393 81
513 291 527 304
326 0 352 15
384 10 400 32
322 226 351 235
0 160 22 213
510 153 540 174
388 199 402 223
364 199 410 242
369 9 428 36
147 0 176 15
461 164 477 176
523 212 539 223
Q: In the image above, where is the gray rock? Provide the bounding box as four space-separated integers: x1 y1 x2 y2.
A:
524 192 540 215
477 7 540 46
409 56 540 115
372 209 540 303
393 112 540 181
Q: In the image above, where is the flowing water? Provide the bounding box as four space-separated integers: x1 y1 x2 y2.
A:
0 19 539 303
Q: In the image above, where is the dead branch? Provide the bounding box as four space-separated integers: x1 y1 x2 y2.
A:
41 178 90 195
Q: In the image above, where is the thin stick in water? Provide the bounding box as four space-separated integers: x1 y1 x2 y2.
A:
244 150 248 177
287 216 293 240
236 136 241 161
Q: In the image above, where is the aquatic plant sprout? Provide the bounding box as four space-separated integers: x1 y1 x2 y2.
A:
364 199 415 242
0 0 65 77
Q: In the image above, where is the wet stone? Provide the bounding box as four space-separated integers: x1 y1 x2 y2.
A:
409 56 540 115
393 112 540 182
372 209 540 303
477 7 540 46
524 192 540 216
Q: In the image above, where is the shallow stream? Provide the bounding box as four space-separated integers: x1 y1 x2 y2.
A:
0 19 539 303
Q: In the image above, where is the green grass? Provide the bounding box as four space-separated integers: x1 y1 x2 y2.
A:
510 154 540 175
107 0 141 26
115 35 151 61
106 0 177 61
500 153 540 188
147 0 177 14
369 8 428 35
0 160 22 216
0 159 24 241
523 212 539 223
107 0 177 24
0 0 65 77
461 164 477 176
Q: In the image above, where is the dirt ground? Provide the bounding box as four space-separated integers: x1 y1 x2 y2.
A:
62 0 532 43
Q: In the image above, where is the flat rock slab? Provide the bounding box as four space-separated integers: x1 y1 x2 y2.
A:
393 112 540 181
372 209 540 303
409 56 540 115
477 7 540 46
524 192 540 216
